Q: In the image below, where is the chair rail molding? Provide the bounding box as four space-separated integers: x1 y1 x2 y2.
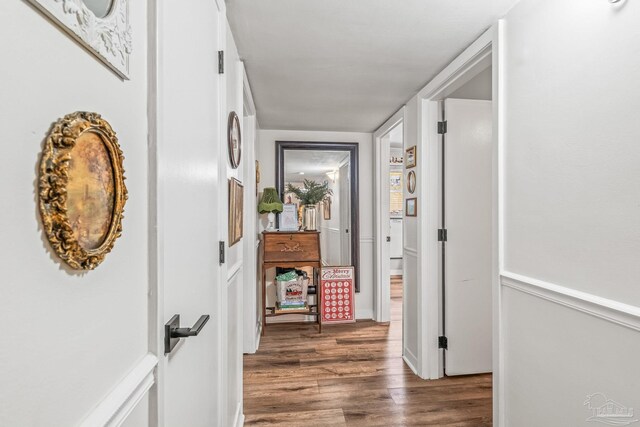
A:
79 353 158 427
26 0 131 78
501 272 640 332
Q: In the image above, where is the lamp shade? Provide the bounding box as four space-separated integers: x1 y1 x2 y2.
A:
258 188 283 214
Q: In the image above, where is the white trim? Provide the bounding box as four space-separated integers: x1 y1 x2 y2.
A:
231 403 244 427
501 272 640 332
403 348 419 376
373 107 406 324
415 26 496 385
360 237 374 244
404 248 418 257
80 354 158 427
243 67 257 117
356 308 374 320
493 20 506 427
227 260 243 282
390 269 403 276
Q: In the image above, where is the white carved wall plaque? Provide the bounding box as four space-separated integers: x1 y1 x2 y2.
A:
27 0 132 79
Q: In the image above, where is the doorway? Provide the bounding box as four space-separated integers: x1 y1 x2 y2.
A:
439 65 493 375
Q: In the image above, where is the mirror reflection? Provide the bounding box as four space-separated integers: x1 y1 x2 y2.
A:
283 150 352 266
82 0 114 18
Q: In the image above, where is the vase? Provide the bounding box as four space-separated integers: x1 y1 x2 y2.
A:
303 205 317 231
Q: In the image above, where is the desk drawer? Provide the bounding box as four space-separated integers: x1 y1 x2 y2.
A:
263 233 319 263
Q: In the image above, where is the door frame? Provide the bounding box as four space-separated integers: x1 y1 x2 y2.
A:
414 24 503 424
373 107 405 323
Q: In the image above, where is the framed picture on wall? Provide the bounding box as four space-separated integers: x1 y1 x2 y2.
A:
228 178 244 246
26 0 132 78
323 197 332 220
407 170 416 194
405 198 417 217
405 146 417 168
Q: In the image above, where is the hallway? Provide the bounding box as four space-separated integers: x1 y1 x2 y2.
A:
243 277 492 426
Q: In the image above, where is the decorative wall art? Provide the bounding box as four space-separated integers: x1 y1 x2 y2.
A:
279 204 299 232
405 146 417 168
39 111 128 270
407 170 416 194
320 266 356 324
228 178 244 246
255 160 261 196
406 197 417 217
228 112 241 169
389 171 403 217
323 197 332 220
26 0 132 78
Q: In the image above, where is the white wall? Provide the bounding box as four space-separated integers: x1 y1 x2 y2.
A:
258 130 374 319
0 1 150 426
501 1 640 425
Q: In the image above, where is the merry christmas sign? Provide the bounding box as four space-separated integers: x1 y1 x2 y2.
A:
320 266 356 324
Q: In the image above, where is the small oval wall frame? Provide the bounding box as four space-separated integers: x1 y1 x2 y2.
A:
39 111 128 270
407 170 416 194
26 0 132 78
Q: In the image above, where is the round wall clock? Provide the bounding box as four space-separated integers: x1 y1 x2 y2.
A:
228 111 241 169
407 170 416 194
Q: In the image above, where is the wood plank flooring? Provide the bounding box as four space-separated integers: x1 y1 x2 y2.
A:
244 276 492 426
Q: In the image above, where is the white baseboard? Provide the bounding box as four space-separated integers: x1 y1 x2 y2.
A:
403 347 420 377
501 271 640 332
79 353 158 427
356 308 373 320
232 403 244 427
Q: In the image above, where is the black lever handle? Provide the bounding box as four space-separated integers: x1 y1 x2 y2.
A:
164 314 210 354
172 315 210 338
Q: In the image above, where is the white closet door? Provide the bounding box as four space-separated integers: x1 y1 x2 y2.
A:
444 99 493 376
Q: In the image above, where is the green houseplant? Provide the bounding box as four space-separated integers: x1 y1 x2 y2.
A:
286 179 333 230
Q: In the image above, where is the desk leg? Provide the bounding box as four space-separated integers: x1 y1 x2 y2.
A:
317 267 322 334
262 265 267 336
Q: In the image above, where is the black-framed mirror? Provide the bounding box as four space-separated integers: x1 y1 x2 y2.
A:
276 141 360 292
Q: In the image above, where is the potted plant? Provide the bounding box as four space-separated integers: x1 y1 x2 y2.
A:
286 179 333 231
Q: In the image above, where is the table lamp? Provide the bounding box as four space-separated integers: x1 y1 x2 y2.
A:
258 188 283 231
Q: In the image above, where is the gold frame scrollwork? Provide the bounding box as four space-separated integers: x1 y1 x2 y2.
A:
39 111 128 270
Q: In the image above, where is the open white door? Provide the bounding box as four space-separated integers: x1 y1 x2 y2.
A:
443 98 493 376
155 1 225 425
339 160 351 265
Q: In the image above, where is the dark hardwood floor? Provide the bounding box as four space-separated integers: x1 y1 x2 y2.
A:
244 276 492 426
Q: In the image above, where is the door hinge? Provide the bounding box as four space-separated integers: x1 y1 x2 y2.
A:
438 336 448 350
438 229 448 242
219 241 225 264
218 50 224 74
438 121 447 134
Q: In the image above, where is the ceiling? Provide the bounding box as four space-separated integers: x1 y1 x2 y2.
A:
227 0 518 132
284 150 349 182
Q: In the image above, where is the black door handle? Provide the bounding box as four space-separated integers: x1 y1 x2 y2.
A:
164 314 210 354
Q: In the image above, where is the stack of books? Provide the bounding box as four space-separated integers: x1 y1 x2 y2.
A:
274 300 308 314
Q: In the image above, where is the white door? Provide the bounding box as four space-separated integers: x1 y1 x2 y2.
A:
339 160 351 265
443 99 493 376
156 1 224 425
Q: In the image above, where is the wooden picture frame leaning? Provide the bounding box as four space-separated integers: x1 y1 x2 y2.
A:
39 111 128 270
228 178 244 246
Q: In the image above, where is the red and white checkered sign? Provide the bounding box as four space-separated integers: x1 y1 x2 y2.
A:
320 266 355 324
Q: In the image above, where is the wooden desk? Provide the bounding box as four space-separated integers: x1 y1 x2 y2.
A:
261 231 322 335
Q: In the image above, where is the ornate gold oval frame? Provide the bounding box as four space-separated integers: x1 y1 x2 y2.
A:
39 112 127 270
